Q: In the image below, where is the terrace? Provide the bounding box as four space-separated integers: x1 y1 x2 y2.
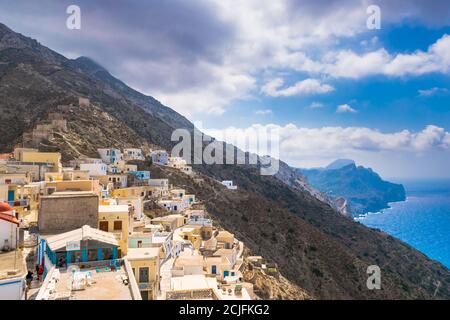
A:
36 259 140 300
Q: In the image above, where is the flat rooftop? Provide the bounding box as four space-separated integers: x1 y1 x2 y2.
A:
0 250 27 280
50 266 133 300
171 275 216 291
99 205 129 213
43 191 96 198
127 247 160 261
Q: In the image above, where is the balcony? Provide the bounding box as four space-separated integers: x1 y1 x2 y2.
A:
8 199 30 208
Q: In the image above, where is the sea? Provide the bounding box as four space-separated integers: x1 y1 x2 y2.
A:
355 179 450 269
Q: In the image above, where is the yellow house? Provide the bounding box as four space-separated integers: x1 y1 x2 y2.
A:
45 180 102 197
174 225 203 250
216 231 235 249
19 151 62 173
151 214 185 232
127 247 160 300
63 169 90 181
111 187 147 198
98 205 131 257
45 172 64 181
45 170 90 182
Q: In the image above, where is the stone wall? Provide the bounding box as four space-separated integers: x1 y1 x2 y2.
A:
38 194 99 233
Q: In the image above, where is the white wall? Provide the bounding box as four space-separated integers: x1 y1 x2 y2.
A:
117 198 143 220
0 277 25 300
80 163 107 176
0 220 18 250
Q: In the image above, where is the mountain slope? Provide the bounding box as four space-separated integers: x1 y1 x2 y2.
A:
300 161 406 215
1 22 449 299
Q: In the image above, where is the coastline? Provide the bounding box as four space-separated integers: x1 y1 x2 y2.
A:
354 197 410 221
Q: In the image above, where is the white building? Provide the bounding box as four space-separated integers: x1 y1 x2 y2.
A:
0 208 20 251
80 162 107 176
151 150 169 166
222 180 237 190
158 199 187 213
123 148 144 161
116 197 144 220
97 148 123 164
149 179 169 190
0 250 26 300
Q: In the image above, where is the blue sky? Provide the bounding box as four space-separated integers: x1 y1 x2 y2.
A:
1 0 449 178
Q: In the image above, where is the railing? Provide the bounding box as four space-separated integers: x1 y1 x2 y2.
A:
166 288 215 300
7 199 30 207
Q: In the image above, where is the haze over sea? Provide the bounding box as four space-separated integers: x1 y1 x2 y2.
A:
356 179 450 269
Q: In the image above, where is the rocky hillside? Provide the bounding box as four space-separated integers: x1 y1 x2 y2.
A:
1 22 449 299
299 160 406 216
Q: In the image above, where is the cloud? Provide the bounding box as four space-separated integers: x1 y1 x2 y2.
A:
306 34 450 79
203 124 450 169
308 102 325 109
336 104 357 113
418 87 449 96
261 78 334 97
255 109 273 115
2 0 450 118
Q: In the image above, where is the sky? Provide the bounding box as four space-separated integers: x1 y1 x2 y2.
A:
0 0 450 178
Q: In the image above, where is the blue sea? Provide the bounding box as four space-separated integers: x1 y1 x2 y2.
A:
355 179 450 269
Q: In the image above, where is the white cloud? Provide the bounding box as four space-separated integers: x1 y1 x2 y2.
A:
304 34 450 79
203 124 450 169
336 104 357 113
255 109 273 115
3 0 450 118
148 63 256 116
418 87 449 96
261 78 334 97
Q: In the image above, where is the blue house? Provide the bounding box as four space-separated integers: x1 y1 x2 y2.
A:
38 225 119 276
129 170 150 180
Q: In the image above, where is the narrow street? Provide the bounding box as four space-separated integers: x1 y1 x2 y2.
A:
157 257 174 300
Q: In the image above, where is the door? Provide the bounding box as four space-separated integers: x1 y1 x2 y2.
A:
211 265 217 274
99 221 109 232
7 190 15 202
224 270 229 278
140 290 149 300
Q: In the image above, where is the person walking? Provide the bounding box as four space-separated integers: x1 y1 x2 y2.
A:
25 270 33 288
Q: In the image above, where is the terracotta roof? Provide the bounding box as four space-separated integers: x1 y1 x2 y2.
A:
0 202 13 212
0 212 19 225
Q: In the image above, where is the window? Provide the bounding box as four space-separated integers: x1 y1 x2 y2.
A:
88 249 98 261
139 267 149 283
114 221 122 231
102 248 113 260
137 240 143 248
73 251 82 263
99 221 109 232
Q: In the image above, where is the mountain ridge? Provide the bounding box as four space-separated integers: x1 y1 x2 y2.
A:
299 160 407 216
